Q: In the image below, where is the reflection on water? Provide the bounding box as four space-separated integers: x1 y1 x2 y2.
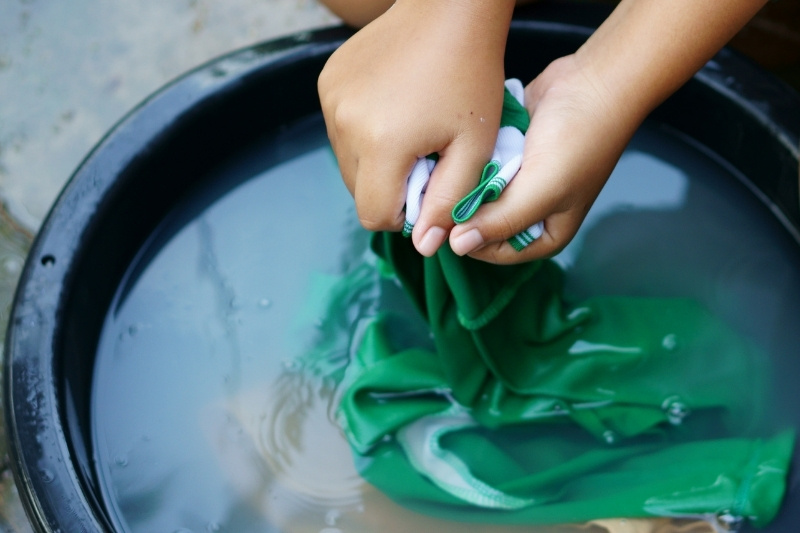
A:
92 116 800 533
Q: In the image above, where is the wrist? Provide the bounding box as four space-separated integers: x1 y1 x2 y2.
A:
574 0 767 120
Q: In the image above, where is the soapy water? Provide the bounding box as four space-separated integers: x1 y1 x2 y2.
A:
91 114 800 533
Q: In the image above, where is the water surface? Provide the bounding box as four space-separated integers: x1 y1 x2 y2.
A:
92 115 800 533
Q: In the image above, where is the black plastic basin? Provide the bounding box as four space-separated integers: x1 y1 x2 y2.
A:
4 4 800 532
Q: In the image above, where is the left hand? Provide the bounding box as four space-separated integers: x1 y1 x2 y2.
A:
448 54 641 264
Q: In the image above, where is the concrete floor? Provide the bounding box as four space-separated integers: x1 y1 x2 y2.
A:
0 0 798 531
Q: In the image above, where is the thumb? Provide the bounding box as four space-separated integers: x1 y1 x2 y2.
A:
411 133 496 256
447 158 587 264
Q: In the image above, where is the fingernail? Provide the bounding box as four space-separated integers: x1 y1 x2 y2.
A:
450 228 484 256
416 226 447 257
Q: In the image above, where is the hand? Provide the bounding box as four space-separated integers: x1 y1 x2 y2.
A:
448 54 642 264
447 0 766 265
318 0 515 256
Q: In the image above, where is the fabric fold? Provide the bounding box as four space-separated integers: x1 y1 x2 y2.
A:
330 231 794 527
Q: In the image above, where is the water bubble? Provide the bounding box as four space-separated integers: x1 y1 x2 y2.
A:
602 430 616 444
128 324 139 336
661 334 677 351
206 522 221 532
113 454 128 467
258 298 271 308
662 396 690 425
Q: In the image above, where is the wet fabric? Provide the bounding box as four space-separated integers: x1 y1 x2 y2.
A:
402 79 544 250
334 233 794 527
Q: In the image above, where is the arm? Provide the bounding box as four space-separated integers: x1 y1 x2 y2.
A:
318 0 516 256
317 0 394 28
448 0 768 264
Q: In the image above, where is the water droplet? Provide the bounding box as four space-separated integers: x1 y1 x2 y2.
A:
715 511 743 531
114 454 128 467
258 298 271 308
3 257 21 274
39 468 54 483
128 324 139 336
661 396 690 425
603 430 616 444
661 334 677 351
324 509 340 526
206 522 221 532
479 117 485 123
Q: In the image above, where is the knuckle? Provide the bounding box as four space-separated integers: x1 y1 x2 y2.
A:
493 210 523 241
422 189 461 213
360 121 397 151
332 105 355 134
317 68 331 94
356 207 401 232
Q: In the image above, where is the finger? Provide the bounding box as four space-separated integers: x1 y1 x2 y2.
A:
331 145 359 197
411 134 495 256
352 152 414 232
447 159 588 263
320 100 359 197
463 209 585 265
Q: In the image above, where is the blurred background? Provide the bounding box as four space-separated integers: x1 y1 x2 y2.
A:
0 0 797 530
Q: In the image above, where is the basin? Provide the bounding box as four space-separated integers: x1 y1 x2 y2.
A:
4 4 800 532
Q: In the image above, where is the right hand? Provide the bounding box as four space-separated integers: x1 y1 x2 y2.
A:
318 0 516 256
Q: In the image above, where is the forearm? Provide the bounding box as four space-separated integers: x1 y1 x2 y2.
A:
318 0 394 27
320 0 530 28
576 0 768 124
